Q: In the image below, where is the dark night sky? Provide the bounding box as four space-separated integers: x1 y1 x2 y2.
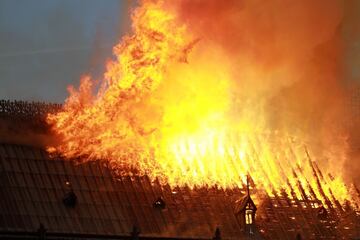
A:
0 0 131 102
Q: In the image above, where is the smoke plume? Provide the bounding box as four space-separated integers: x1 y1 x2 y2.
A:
169 0 356 182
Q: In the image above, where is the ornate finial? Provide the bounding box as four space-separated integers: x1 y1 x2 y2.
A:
37 223 47 240
213 227 221 240
131 225 140 240
246 175 250 196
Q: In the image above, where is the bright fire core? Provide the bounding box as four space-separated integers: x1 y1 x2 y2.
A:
47 1 358 208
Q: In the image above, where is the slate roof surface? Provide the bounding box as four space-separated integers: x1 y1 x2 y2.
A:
0 143 245 239
1 143 359 240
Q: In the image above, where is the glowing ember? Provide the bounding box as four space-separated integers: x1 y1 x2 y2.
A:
47 0 358 208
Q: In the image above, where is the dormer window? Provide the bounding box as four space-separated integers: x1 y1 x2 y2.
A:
245 209 253 224
234 176 257 233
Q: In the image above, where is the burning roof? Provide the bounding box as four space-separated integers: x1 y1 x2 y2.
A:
42 0 356 209
0 100 359 239
1 0 360 239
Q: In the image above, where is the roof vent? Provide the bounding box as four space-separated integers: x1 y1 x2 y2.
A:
63 190 77 208
153 197 166 209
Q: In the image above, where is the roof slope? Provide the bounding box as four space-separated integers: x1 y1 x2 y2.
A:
1 143 359 239
0 143 243 239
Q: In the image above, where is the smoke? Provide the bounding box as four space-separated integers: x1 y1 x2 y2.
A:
165 0 356 181
342 0 360 185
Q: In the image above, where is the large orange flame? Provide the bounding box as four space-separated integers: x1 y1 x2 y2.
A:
47 0 358 208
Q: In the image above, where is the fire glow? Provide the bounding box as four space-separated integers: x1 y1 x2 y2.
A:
47 0 357 208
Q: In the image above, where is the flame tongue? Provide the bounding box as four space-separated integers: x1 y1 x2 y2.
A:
48 1 192 166
48 0 357 208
